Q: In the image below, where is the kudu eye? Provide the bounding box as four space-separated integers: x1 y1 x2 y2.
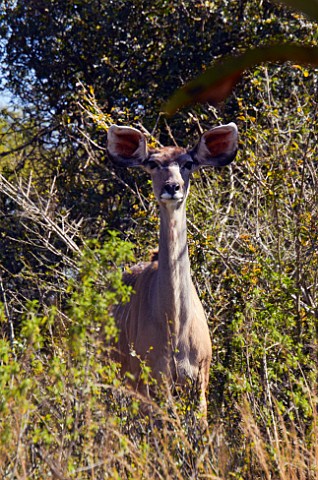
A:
147 160 159 170
183 161 193 170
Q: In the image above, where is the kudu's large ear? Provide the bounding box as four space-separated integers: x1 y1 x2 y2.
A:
191 123 238 167
107 125 148 167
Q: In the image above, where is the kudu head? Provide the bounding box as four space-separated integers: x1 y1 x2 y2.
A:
107 123 238 210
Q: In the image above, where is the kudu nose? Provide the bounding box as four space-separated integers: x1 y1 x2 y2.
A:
164 183 180 196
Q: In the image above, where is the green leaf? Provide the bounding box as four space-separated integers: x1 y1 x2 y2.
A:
164 45 318 114
274 0 318 21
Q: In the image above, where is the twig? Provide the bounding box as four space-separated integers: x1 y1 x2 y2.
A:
0 273 15 347
36 448 71 480
0 174 82 254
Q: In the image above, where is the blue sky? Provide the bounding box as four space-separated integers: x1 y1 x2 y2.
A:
0 89 13 108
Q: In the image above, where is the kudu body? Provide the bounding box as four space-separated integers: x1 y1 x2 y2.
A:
107 123 238 415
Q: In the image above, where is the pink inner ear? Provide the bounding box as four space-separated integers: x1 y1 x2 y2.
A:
115 133 140 158
205 130 233 156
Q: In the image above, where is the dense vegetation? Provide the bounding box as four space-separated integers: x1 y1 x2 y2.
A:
0 0 317 478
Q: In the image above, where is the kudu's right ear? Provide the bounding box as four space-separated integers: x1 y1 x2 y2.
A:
107 125 148 167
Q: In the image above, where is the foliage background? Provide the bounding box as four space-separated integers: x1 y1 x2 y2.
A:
0 0 317 478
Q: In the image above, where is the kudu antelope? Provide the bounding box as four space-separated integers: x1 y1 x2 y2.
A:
107 123 238 416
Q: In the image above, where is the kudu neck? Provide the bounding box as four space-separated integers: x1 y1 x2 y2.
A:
158 202 189 265
156 201 192 329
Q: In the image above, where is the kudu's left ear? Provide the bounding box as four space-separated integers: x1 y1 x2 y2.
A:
191 123 238 167
107 125 148 167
